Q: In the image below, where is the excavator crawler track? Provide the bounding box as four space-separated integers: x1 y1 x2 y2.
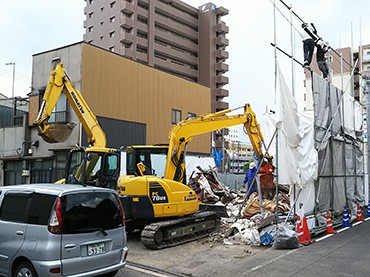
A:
141 211 220 250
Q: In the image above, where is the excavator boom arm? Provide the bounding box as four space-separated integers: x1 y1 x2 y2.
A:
164 104 270 182
34 63 106 147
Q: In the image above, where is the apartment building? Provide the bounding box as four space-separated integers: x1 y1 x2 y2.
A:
83 0 229 114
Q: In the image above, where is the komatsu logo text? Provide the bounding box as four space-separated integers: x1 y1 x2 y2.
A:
71 91 85 114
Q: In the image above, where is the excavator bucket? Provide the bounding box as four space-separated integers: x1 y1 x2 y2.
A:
199 203 229 218
40 123 76 143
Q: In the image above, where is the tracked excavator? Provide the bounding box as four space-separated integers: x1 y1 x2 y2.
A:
35 63 274 249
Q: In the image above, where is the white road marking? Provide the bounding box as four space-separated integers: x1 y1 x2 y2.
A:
246 249 299 272
126 264 169 277
337 227 349 233
315 233 334 242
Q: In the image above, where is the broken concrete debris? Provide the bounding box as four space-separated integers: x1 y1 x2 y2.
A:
188 166 293 247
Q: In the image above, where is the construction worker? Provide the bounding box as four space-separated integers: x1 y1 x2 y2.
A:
316 40 329 79
244 161 257 199
301 22 319 68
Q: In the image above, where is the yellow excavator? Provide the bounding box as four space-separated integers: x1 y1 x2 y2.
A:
35 63 274 249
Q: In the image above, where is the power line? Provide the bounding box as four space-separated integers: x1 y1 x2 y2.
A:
0 68 31 80
0 73 31 83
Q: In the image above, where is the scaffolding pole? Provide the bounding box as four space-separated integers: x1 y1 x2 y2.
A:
273 0 280 226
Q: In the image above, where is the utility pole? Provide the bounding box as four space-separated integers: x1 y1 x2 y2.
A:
5 62 15 125
5 62 15 99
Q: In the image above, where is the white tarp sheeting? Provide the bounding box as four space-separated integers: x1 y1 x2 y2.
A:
263 67 364 216
264 66 317 214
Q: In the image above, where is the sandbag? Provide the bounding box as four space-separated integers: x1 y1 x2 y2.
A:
243 193 289 218
272 225 299 249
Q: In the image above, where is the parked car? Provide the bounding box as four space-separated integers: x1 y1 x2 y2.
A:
0 184 128 277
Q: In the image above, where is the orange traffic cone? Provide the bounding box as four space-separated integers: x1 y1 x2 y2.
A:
296 215 305 244
326 210 336 234
301 215 314 245
356 203 364 222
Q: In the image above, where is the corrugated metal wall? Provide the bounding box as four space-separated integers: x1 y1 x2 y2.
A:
81 44 212 154
82 116 146 148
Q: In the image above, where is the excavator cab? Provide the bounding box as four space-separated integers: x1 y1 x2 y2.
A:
65 148 120 189
126 145 168 177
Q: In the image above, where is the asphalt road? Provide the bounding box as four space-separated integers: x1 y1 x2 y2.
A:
116 218 370 276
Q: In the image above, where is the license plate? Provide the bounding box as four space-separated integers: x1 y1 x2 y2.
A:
87 243 105 256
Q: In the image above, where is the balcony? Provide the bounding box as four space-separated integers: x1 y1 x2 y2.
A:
215 36 229 47
216 75 229 85
120 32 134 45
216 6 229 16
216 49 229 61
121 1 134 15
215 88 228 98
216 62 229 72
216 22 229 34
216 101 229 111
121 16 134 29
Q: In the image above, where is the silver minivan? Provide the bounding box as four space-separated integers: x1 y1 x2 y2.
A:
0 184 128 277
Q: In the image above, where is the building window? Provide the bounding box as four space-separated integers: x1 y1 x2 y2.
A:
110 16 115 23
100 36 103 40
172 109 181 124
88 12 93 18
88 26 93 32
49 93 68 123
89 0 93 4
109 46 115 52
88 40 93 44
101 21 104 26
3 161 23 185
109 31 115 38
110 1 116 8
101 7 104 12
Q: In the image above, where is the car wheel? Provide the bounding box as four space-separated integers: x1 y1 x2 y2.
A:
14 261 38 277
102 270 118 277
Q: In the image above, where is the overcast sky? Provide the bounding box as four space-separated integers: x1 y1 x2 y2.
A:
1 0 369 142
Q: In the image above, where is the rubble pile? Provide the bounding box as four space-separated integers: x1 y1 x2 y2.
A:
188 166 293 247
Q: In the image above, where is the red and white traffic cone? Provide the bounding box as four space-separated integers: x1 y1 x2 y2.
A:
356 203 364 222
296 215 305 244
326 210 336 234
301 215 314 245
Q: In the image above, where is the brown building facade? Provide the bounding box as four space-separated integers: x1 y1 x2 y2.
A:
83 0 229 113
29 42 211 152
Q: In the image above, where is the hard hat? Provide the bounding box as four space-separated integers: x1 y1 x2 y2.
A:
249 162 256 169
